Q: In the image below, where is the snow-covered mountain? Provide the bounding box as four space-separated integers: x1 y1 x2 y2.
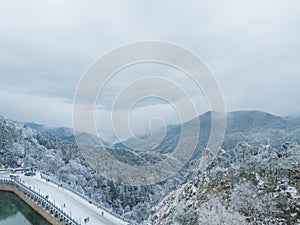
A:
0 115 174 223
149 142 300 225
24 122 111 147
115 110 300 158
24 122 74 137
1 111 300 224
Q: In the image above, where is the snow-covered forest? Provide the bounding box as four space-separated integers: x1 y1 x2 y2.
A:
1 112 299 224
149 143 300 224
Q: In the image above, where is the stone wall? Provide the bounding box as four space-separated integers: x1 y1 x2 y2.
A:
0 183 60 225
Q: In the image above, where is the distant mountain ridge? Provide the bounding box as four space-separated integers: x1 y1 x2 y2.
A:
24 110 300 153
24 122 110 147
114 110 300 159
0 115 169 223
24 122 76 143
1 111 300 224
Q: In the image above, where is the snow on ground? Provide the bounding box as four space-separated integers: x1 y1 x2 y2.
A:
1 172 128 225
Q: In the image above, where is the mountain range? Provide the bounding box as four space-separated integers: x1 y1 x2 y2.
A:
1 110 299 223
114 110 300 160
24 111 300 158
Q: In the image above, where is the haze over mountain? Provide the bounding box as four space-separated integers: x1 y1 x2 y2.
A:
1 1 299 224
23 110 300 169
1 110 300 223
0 115 165 222
1 0 299 134
24 122 76 143
115 110 300 157
24 122 111 147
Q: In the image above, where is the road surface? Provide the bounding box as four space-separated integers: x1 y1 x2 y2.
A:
0 172 128 225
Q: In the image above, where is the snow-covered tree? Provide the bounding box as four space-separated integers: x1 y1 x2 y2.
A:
197 197 248 225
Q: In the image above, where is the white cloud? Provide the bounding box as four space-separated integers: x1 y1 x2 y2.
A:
0 0 299 142
0 91 72 127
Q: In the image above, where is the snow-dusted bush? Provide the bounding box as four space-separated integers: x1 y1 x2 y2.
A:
197 197 248 225
174 209 199 225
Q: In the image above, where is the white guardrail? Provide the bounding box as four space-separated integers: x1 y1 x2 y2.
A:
40 172 133 224
0 177 81 225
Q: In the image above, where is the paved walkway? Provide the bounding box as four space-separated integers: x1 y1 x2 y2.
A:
0 172 128 225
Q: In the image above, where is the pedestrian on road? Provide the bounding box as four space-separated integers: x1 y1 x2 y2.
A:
84 217 90 223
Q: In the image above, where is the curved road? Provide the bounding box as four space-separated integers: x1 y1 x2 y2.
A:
1 172 127 225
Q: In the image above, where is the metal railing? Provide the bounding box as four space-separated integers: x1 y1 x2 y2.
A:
40 172 132 224
0 178 81 225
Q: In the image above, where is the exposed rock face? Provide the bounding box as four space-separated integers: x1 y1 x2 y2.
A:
149 142 300 225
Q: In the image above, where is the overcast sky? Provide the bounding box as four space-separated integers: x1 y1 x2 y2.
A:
0 0 299 142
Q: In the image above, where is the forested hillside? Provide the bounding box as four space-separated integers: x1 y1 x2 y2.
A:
149 142 300 225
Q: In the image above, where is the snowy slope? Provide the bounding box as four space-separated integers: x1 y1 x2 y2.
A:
149 142 300 225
